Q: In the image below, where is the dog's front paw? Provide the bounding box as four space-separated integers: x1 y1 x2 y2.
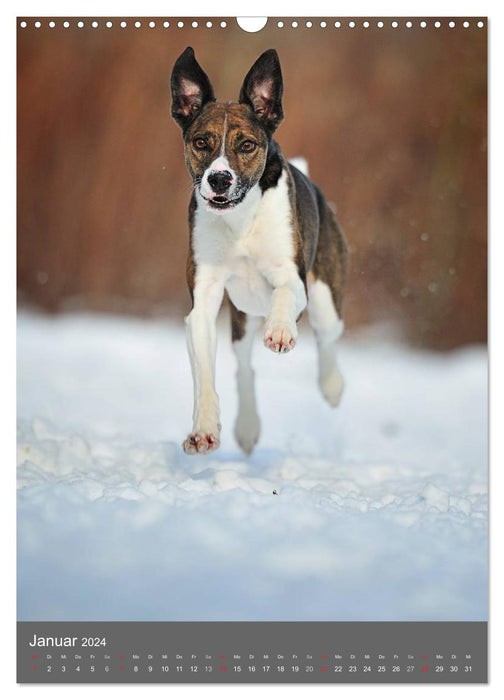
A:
263 323 297 353
183 432 220 456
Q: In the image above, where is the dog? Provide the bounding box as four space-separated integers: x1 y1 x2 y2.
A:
171 47 348 455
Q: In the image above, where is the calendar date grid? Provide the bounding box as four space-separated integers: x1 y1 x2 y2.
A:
29 649 476 677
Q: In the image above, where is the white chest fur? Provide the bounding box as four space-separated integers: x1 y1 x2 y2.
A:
192 169 300 318
225 257 273 316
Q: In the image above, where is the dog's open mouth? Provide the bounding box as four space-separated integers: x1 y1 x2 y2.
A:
208 195 234 210
201 189 248 212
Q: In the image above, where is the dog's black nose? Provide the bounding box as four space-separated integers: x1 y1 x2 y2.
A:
208 170 233 194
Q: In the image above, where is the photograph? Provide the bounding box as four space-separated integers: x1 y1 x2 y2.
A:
17 17 487 623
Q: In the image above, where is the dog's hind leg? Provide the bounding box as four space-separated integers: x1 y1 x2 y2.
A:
230 304 261 454
307 195 348 407
307 275 345 406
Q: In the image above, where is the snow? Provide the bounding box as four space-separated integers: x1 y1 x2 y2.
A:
17 311 487 621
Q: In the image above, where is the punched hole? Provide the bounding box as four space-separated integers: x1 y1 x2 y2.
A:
237 17 268 32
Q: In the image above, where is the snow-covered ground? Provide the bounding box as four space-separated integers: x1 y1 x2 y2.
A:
17 311 487 621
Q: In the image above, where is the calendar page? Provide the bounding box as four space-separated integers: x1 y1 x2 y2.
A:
16 14 488 683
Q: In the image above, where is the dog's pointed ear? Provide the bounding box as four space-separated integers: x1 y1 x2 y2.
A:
171 47 215 131
238 49 284 134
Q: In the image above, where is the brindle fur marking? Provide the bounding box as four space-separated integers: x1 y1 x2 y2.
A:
259 140 284 192
186 194 197 305
310 186 349 316
230 301 247 343
184 103 269 192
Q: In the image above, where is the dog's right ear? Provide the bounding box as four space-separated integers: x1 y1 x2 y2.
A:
171 47 215 131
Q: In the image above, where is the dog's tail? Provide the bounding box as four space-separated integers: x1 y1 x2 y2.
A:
288 156 309 177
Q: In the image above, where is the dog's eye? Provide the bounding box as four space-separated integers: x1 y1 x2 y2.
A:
240 140 257 153
194 138 207 150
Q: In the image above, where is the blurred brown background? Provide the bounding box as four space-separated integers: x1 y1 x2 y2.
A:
17 18 487 349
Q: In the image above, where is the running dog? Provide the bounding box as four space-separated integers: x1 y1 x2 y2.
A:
171 47 348 455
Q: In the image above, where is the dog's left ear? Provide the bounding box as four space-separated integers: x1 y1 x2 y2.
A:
171 47 216 131
239 49 284 134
